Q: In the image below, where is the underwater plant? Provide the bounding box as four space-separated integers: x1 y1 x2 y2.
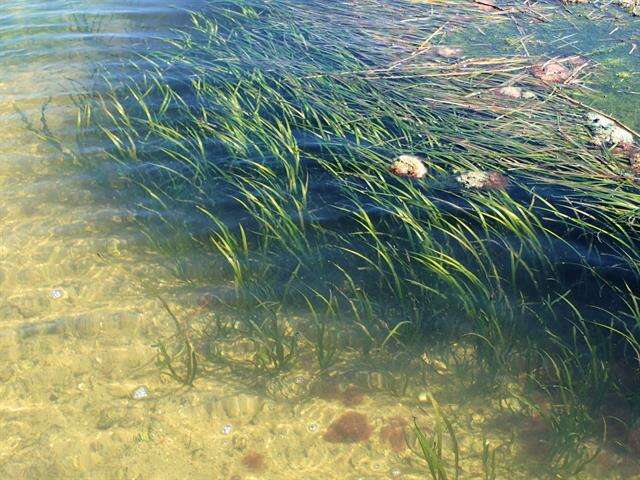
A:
324 411 373 444
35 0 640 475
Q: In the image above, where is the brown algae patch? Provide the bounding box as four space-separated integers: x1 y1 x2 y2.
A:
241 451 267 472
380 416 409 452
324 411 373 443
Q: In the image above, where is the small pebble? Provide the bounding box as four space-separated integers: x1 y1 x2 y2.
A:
131 385 149 400
50 288 65 299
222 423 233 435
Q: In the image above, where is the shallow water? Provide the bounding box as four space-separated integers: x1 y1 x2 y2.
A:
0 2 210 478
1 1 640 479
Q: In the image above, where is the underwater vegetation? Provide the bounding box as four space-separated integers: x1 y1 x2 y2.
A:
380 416 409 453
241 451 267 472
32 0 640 476
324 411 373 444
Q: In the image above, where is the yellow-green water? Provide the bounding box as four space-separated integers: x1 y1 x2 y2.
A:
2 1 640 479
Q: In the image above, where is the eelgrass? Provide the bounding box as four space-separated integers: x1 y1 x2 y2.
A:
413 393 460 480
37 0 640 475
154 297 198 386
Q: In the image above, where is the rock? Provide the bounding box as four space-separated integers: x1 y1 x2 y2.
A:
495 86 523 99
586 113 635 147
455 171 508 190
388 154 428 179
531 61 570 83
435 46 464 59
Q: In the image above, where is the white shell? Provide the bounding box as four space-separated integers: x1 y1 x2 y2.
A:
131 385 149 400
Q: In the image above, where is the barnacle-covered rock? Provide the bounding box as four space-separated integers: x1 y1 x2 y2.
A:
494 86 536 100
455 171 508 190
495 86 523 99
388 154 428 179
531 61 570 83
586 113 634 147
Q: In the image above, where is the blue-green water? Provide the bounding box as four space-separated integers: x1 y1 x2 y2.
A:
1 1 640 479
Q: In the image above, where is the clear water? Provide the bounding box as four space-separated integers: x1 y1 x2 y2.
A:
1 1 640 479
